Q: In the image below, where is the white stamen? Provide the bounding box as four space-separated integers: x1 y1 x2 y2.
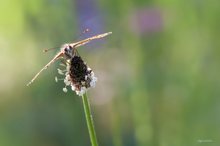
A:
87 67 92 71
55 76 58 82
59 63 66 67
64 75 71 86
90 71 94 77
57 68 64 75
76 87 87 96
55 76 65 82
90 76 97 87
81 81 86 86
71 85 76 91
63 87 68 93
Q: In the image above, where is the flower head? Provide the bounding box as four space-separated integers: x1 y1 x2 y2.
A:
56 55 97 96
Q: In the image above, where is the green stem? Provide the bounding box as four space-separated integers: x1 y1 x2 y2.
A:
82 93 99 146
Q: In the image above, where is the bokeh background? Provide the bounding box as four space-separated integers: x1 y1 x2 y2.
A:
0 0 220 146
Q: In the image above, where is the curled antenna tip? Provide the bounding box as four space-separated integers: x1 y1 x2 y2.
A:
43 49 48 53
84 28 90 33
43 47 57 53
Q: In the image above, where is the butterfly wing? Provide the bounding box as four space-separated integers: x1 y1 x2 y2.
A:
27 52 64 86
70 32 112 48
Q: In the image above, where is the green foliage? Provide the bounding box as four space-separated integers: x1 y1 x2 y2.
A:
0 0 220 146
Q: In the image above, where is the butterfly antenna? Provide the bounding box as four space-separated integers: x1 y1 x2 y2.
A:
26 52 64 86
83 28 90 34
73 28 91 42
43 47 58 53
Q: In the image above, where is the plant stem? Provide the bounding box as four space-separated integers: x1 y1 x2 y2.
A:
82 93 99 146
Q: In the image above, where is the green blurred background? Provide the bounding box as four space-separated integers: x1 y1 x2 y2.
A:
0 0 220 146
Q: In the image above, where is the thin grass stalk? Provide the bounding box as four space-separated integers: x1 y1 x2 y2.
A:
82 93 99 146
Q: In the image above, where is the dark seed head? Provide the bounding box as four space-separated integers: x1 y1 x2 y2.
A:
69 56 92 90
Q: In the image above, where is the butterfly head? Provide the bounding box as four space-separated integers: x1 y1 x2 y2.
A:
62 44 75 59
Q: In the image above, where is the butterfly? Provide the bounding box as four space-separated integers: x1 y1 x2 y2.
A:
27 31 112 86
